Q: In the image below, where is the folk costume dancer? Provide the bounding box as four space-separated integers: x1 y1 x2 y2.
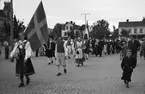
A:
55 37 67 76
71 39 75 58
103 42 107 55
121 49 136 88
9 33 35 87
82 39 89 60
65 37 72 59
75 37 83 67
46 37 55 65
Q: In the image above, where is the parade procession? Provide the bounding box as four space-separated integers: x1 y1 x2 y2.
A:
0 0 145 94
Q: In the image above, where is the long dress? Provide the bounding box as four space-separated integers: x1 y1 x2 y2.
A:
45 41 55 58
121 56 136 82
10 40 35 76
75 41 83 64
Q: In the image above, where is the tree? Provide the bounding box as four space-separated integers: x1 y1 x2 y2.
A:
121 29 129 37
2 21 10 41
112 26 119 38
1 14 25 40
92 19 110 39
13 15 25 39
52 23 64 38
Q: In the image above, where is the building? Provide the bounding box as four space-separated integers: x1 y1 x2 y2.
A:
118 19 145 38
61 21 73 37
0 2 10 42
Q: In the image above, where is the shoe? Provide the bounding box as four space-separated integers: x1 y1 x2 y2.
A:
64 69 67 74
124 80 127 84
26 78 30 85
126 82 129 88
77 65 80 67
48 62 51 65
56 72 61 76
18 83 25 87
51 61 53 64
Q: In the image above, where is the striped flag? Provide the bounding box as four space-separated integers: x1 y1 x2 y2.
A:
24 1 48 51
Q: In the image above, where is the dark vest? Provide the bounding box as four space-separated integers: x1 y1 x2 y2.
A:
67 40 71 45
17 41 28 58
57 40 64 53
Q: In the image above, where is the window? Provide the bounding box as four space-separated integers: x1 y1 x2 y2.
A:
128 29 131 34
134 28 137 33
140 28 143 33
64 32 67 36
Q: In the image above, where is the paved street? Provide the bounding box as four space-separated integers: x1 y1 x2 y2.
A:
0 51 145 94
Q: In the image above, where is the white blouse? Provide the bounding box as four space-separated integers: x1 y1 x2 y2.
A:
10 40 32 60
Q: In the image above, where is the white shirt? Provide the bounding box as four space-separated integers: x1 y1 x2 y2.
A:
10 40 32 60
76 41 82 48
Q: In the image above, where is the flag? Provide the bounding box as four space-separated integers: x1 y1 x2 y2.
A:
24 1 48 51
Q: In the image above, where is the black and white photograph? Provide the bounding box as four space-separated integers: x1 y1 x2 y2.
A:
0 0 145 93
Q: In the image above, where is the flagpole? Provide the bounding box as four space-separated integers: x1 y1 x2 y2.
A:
10 0 13 50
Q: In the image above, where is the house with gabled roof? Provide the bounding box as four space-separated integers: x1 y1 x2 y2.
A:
118 18 145 38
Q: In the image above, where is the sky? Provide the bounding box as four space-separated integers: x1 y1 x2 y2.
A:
0 0 145 31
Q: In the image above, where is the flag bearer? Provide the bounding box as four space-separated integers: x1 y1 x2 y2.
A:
10 32 35 87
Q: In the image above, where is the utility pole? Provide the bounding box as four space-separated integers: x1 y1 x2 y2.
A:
10 0 13 50
81 13 90 26
81 13 90 39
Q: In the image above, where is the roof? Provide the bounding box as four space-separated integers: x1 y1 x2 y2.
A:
118 21 145 28
0 10 8 20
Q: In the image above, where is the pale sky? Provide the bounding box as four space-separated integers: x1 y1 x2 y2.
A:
0 0 145 31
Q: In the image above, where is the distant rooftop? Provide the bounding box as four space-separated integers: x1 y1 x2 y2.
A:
119 19 145 28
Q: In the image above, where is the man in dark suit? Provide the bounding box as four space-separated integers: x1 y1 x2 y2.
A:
128 36 140 67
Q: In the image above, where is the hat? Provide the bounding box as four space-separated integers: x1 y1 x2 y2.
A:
126 49 132 53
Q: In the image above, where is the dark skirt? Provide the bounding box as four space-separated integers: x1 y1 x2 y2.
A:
83 48 90 54
121 67 133 82
45 49 54 58
75 58 83 64
16 57 35 76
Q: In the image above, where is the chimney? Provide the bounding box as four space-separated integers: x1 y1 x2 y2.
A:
126 19 129 22
142 17 145 23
